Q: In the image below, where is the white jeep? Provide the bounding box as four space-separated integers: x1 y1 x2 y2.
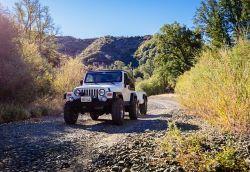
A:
63 70 147 125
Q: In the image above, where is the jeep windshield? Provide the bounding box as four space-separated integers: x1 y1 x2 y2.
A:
85 71 122 83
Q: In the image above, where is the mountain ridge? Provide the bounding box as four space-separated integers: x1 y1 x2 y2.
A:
56 35 151 67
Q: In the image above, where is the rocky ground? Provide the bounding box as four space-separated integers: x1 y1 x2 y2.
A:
0 94 249 172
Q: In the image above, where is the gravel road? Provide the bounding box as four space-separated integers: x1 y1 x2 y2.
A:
0 94 249 172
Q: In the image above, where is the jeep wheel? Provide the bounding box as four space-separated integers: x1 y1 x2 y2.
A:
129 98 139 120
139 96 147 115
64 102 78 125
90 113 100 120
111 98 124 125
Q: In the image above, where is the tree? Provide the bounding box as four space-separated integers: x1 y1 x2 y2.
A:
195 0 250 47
134 37 158 65
154 22 202 87
134 37 158 79
14 0 59 65
220 0 250 41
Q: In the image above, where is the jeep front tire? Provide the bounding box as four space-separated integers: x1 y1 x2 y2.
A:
111 98 124 125
129 97 138 120
64 102 78 124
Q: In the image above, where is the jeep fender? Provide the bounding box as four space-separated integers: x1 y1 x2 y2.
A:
135 91 147 105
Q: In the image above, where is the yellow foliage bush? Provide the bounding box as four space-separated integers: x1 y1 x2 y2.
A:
176 41 250 134
161 122 248 171
20 39 54 96
53 57 86 94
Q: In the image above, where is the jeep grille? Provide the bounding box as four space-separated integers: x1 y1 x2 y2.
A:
83 89 99 97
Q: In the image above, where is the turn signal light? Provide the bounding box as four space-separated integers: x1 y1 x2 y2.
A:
106 92 113 98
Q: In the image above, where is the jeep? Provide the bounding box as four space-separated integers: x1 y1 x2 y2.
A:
63 70 147 125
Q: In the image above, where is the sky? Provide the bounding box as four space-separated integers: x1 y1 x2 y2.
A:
0 0 202 39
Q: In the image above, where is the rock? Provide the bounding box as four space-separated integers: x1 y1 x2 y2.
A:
134 141 140 145
111 165 120 172
160 152 167 158
61 162 70 169
118 160 125 166
245 158 250 166
163 168 170 172
122 168 130 172
169 166 177 172
0 162 4 169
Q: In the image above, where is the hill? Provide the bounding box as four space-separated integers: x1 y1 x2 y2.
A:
57 35 151 67
56 36 97 57
79 36 150 67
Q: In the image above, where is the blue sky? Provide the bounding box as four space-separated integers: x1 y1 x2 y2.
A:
0 0 202 39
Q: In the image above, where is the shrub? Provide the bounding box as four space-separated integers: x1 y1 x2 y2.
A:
161 122 248 171
136 74 165 96
30 106 48 118
176 40 250 134
19 39 54 97
0 104 30 123
0 12 35 104
53 57 86 94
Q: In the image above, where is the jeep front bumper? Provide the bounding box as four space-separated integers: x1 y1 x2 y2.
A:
67 98 113 113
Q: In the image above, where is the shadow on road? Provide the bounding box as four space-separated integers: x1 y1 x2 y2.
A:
69 113 199 134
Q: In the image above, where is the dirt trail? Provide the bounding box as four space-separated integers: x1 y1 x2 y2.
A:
0 94 200 171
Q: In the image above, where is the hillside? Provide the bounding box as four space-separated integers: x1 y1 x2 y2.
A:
79 36 151 67
56 36 97 56
57 35 151 67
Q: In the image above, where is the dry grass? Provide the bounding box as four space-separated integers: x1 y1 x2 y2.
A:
0 104 30 123
161 122 248 171
176 41 250 134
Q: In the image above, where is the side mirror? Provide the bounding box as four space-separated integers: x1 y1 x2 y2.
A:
80 80 83 85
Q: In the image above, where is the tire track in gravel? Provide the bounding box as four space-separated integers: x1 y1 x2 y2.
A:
0 94 179 171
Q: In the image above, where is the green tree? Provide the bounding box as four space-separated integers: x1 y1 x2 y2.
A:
134 37 158 64
155 22 202 87
195 0 250 47
220 0 250 41
134 37 158 79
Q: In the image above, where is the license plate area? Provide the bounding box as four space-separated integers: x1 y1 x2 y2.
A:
81 96 92 102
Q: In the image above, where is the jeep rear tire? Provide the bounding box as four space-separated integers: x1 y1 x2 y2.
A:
90 113 99 120
111 98 124 125
139 96 147 115
64 102 78 125
129 98 138 120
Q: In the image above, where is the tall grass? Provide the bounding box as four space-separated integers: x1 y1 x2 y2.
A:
176 40 250 134
161 122 248 171
0 104 30 123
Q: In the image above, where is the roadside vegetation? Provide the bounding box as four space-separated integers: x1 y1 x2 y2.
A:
0 0 86 123
161 122 248 171
134 0 249 134
176 41 250 134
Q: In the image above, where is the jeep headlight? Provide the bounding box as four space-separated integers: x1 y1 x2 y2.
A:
99 89 105 96
74 89 81 96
